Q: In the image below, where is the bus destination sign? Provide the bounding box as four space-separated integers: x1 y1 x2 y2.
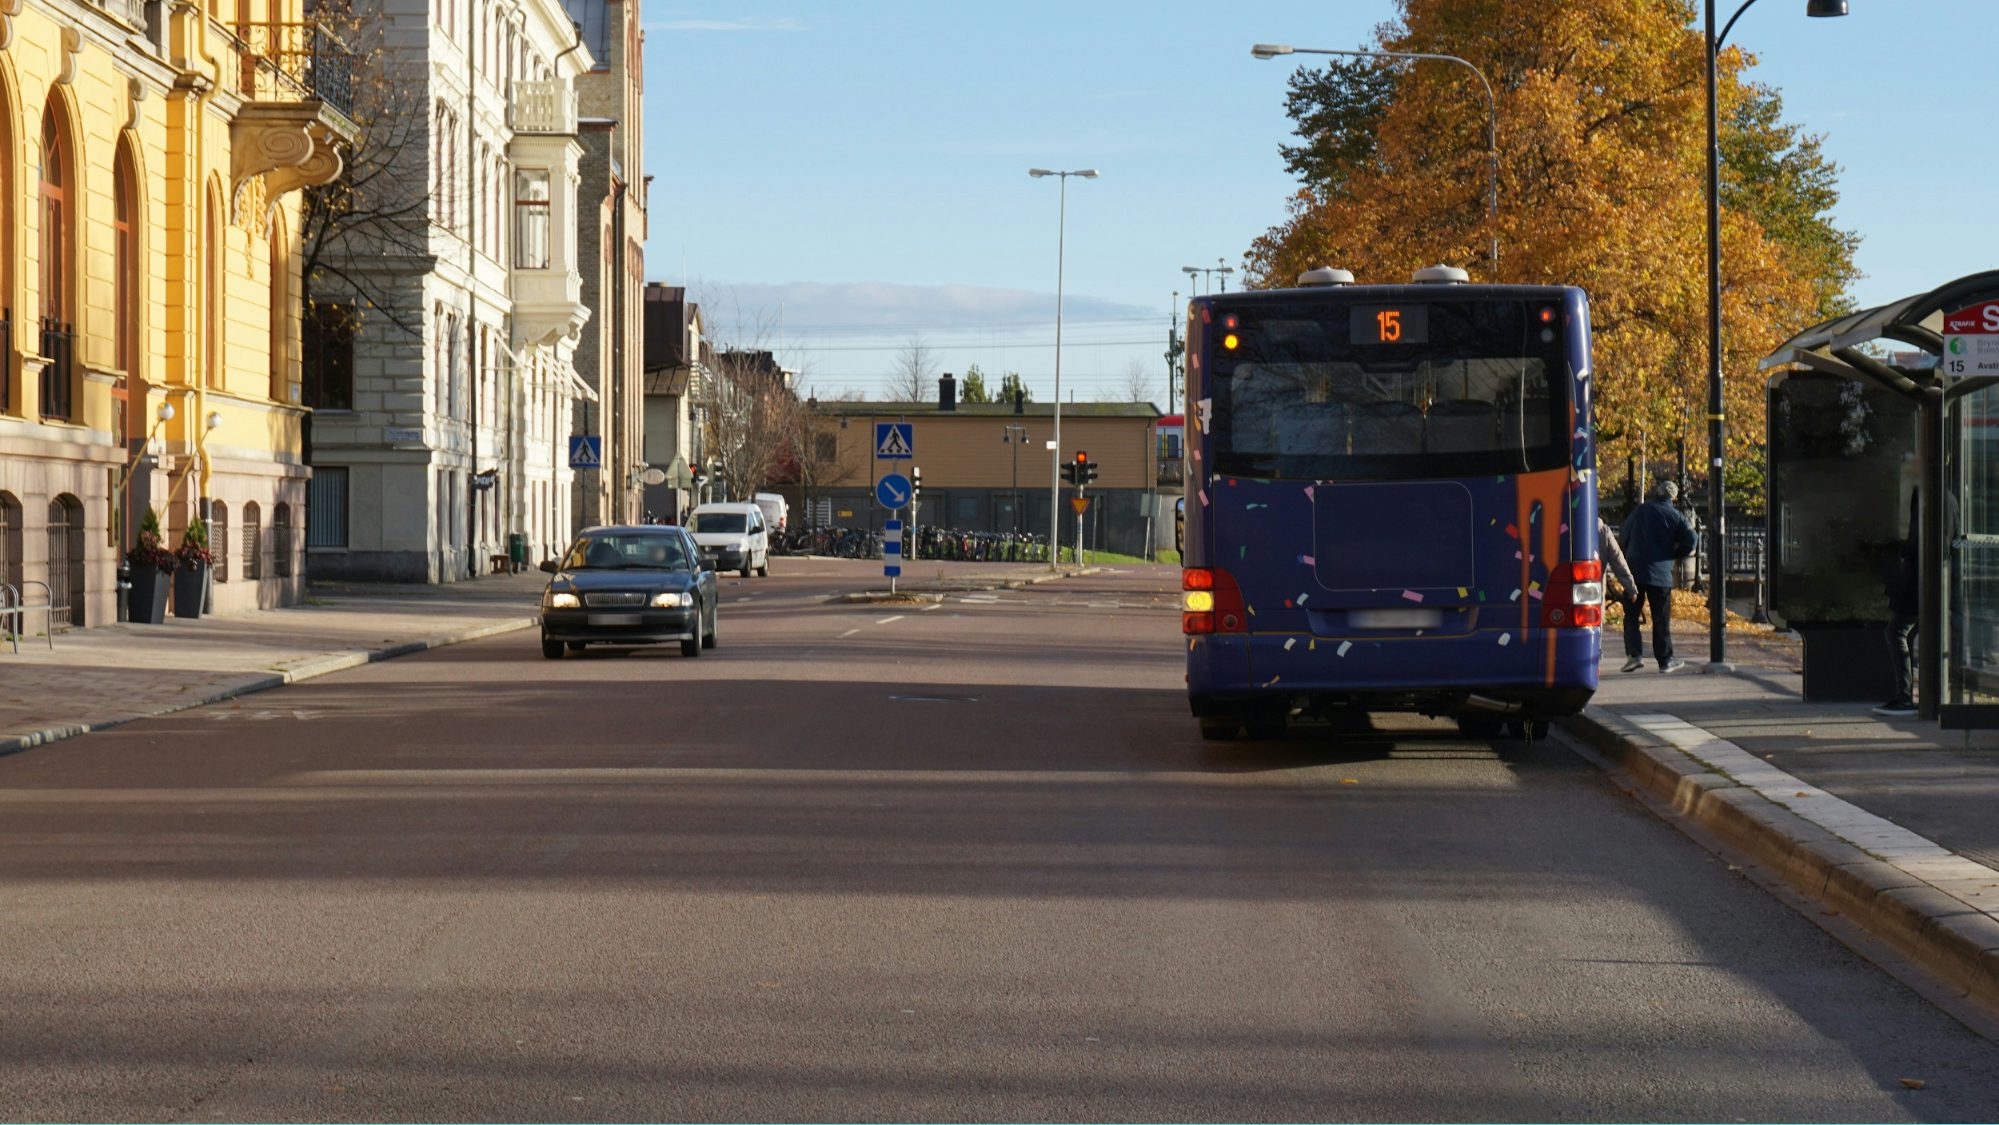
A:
1350 304 1430 345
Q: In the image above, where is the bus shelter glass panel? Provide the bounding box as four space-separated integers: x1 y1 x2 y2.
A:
1767 372 1919 627
1949 383 1999 703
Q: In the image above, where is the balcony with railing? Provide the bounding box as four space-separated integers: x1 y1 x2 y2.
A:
510 81 578 134
223 20 360 203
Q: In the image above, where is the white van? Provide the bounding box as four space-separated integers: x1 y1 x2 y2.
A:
753 492 789 536
688 502 770 577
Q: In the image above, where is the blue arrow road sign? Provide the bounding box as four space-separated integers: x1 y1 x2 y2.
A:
568 435 602 469
875 422 914 460
876 473 912 509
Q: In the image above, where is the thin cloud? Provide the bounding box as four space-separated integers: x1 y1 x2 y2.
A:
687 280 1152 337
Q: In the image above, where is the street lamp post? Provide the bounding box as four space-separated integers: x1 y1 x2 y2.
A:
1028 167 1099 569
1701 0 1847 668
1002 423 1027 533
1252 42 1499 266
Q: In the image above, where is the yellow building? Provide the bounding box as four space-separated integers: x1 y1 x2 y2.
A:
0 0 353 626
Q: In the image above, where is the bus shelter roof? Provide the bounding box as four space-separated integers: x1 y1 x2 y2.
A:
1760 269 1999 372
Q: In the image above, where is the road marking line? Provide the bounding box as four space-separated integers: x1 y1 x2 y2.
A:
838 628 861 638
876 615 905 625
921 603 942 612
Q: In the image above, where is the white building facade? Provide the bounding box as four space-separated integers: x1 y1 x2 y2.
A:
302 0 592 581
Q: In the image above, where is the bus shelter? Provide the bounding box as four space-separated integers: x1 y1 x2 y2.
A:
1759 269 1999 722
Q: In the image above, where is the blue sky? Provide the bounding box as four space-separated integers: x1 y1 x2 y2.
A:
640 1 1998 407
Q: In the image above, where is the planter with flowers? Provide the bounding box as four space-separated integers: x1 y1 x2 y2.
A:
126 509 177 625
172 515 214 620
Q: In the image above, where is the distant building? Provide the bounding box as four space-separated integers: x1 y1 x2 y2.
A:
797 381 1165 557
640 284 709 522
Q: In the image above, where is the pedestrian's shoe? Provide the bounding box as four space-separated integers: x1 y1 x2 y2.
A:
1620 657 1645 673
1660 658 1687 674
1872 699 1917 717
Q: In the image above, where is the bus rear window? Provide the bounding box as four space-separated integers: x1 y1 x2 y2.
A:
1209 299 1571 481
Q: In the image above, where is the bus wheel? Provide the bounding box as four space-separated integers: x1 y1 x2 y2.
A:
1198 716 1241 742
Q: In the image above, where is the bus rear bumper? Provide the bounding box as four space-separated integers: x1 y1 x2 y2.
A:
1188 631 1599 720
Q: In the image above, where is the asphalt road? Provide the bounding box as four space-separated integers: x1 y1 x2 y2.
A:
2 560 1997 1122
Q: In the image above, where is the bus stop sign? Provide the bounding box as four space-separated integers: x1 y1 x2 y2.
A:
1944 300 1999 377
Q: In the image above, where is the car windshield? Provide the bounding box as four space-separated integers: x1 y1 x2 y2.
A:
560 534 688 570
693 513 747 534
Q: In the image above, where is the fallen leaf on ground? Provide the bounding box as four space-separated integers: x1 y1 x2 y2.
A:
1339 778 1359 786
1899 1078 1926 1090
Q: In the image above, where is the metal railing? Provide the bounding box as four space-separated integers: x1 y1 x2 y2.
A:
1 581 56 654
223 21 355 117
1724 523 1766 577
39 319 74 422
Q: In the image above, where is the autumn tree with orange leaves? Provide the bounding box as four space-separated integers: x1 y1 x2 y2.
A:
1244 0 1858 508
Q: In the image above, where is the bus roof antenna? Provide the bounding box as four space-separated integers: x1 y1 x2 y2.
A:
1298 267 1355 287
1413 265 1470 284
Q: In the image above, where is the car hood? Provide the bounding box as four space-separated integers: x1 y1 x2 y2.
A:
690 531 753 548
546 568 698 594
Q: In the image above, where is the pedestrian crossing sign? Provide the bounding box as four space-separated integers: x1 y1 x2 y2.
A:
568 435 603 469
875 423 914 460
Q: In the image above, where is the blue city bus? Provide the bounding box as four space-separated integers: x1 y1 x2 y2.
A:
1180 266 1602 740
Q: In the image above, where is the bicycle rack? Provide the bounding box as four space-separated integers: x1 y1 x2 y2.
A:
0 580 56 655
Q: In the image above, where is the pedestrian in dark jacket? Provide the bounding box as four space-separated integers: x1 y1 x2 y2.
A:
1876 489 1919 717
1619 480 1697 673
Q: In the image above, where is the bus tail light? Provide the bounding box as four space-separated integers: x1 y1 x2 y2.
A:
1543 560 1604 628
1183 567 1247 635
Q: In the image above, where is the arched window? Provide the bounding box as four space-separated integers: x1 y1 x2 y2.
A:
268 215 289 400
38 103 75 420
0 492 22 596
273 502 293 577
205 185 223 388
1 78 16 416
46 494 83 626
211 501 229 583
114 146 138 377
242 501 263 581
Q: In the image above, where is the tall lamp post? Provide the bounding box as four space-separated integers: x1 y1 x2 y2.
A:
1028 167 1099 569
1252 42 1499 266
1701 0 1847 668
1002 423 1028 532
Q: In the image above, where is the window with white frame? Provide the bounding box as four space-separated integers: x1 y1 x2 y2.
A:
514 168 549 269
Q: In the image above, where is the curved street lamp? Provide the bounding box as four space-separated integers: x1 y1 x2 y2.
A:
1701 0 1847 668
1028 167 1099 568
1251 42 1498 266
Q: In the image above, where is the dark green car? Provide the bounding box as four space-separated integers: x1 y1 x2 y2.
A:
539 526 720 658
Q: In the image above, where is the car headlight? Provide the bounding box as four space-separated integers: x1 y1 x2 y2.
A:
650 590 688 608
548 592 581 609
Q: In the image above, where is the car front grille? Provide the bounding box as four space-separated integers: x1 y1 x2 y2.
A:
583 592 649 607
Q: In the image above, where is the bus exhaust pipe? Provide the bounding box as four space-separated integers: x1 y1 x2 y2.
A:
1464 694 1523 714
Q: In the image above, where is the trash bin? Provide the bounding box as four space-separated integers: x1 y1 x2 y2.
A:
508 532 528 573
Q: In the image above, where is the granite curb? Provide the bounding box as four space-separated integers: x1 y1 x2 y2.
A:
0 615 537 760
1563 706 1999 1015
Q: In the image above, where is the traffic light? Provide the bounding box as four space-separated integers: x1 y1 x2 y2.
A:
1082 458 1099 485
1070 450 1098 486
1061 458 1078 486
911 466 923 495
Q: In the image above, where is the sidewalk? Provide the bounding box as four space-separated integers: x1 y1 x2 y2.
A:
0 572 545 755
1568 617 1999 1017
